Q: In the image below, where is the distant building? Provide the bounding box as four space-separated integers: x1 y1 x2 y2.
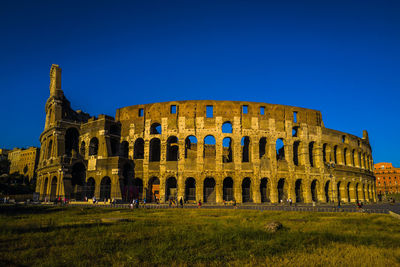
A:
8 147 40 181
374 162 400 194
0 148 9 160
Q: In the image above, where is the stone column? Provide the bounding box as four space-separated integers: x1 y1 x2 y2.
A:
159 176 166 203
304 178 312 203
270 179 278 203
215 178 223 203
177 174 185 202
252 177 261 203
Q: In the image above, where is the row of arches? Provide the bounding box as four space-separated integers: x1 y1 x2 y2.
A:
323 144 373 171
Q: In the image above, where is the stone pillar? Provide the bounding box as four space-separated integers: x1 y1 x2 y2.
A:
196 177 203 202
304 178 312 203
234 175 242 203
317 179 325 203
252 177 261 203
111 175 122 200
288 177 296 202
177 174 185 203
215 178 223 203
270 179 278 203
159 176 166 203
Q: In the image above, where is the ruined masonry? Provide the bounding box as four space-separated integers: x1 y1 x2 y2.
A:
36 64 376 204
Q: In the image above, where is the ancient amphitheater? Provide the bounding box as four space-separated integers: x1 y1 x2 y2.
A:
36 65 376 204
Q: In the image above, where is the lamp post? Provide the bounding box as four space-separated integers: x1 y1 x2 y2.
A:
325 161 336 206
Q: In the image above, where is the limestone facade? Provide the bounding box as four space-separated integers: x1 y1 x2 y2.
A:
8 147 40 180
36 65 376 203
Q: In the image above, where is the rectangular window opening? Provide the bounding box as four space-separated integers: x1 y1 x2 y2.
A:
138 108 144 117
206 105 213 118
242 105 248 114
170 105 176 114
293 111 298 123
260 106 265 115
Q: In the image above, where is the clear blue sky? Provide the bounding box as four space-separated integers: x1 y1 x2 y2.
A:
0 0 399 166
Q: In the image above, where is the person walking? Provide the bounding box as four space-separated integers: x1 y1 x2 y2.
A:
198 199 202 208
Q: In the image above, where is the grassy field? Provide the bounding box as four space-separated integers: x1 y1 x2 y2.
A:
1 205 400 266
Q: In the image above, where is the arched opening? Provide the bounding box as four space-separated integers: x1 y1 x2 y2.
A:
362 184 366 202
337 181 341 203
120 141 129 158
309 142 315 167
70 162 86 200
347 182 351 202
203 135 216 159
47 140 53 159
260 178 270 202
322 143 327 162
109 125 120 136
325 181 330 203
276 139 285 160
133 178 143 200
241 136 250 162
166 177 177 201
86 177 95 199
100 177 111 201
65 128 79 157
166 136 179 161
292 126 299 137
89 137 99 156
149 138 161 161
121 163 133 202
277 178 287 202
150 123 162 134
148 177 160 202
50 176 57 201
343 148 348 165
293 141 300 166
259 137 267 158
334 145 338 164
355 183 359 202
133 138 144 159
185 136 197 159
110 138 119 156
222 137 233 163
203 177 216 203
43 178 48 198
311 179 319 202
352 149 355 166
223 177 234 201
185 178 196 202
222 121 233 133
242 178 252 202
295 179 303 203
80 141 86 157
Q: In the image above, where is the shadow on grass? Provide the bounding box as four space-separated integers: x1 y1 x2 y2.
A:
0 205 67 216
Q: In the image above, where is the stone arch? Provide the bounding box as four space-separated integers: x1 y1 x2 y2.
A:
343 148 348 166
309 141 315 167
80 141 86 157
355 183 360 202
292 126 299 137
149 138 161 161
203 177 216 203
324 180 330 203
260 178 270 202
259 137 267 159
68 162 86 200
120 141 129 158
148 177 160 202
336 181 342 203
293 141 301 166
47 140 53 159
166 177 177 201
223 177 234 201
185 136 198 159
133 138 144 159
311 179 319 202
65 127 79 157
185 177 196 202
222 137 233 163
333 145 338 164
222 121 233 133
100 176 111 200
352 149 356 166
89 137 99 156
203 135 216 159
277 178 288 202
86 177 95 199
322 143 328 163
347 182 352 202
295 179 303 203
276 138 285 161
50 176 57 201
166 136 179 161
43 177 48 198
133 178 143 200
241 136 250 162
242 177 252 202
150 123 162 134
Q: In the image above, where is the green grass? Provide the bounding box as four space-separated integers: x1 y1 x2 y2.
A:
1 205 400 266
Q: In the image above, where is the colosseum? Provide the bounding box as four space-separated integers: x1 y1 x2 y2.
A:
36 64 376 204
